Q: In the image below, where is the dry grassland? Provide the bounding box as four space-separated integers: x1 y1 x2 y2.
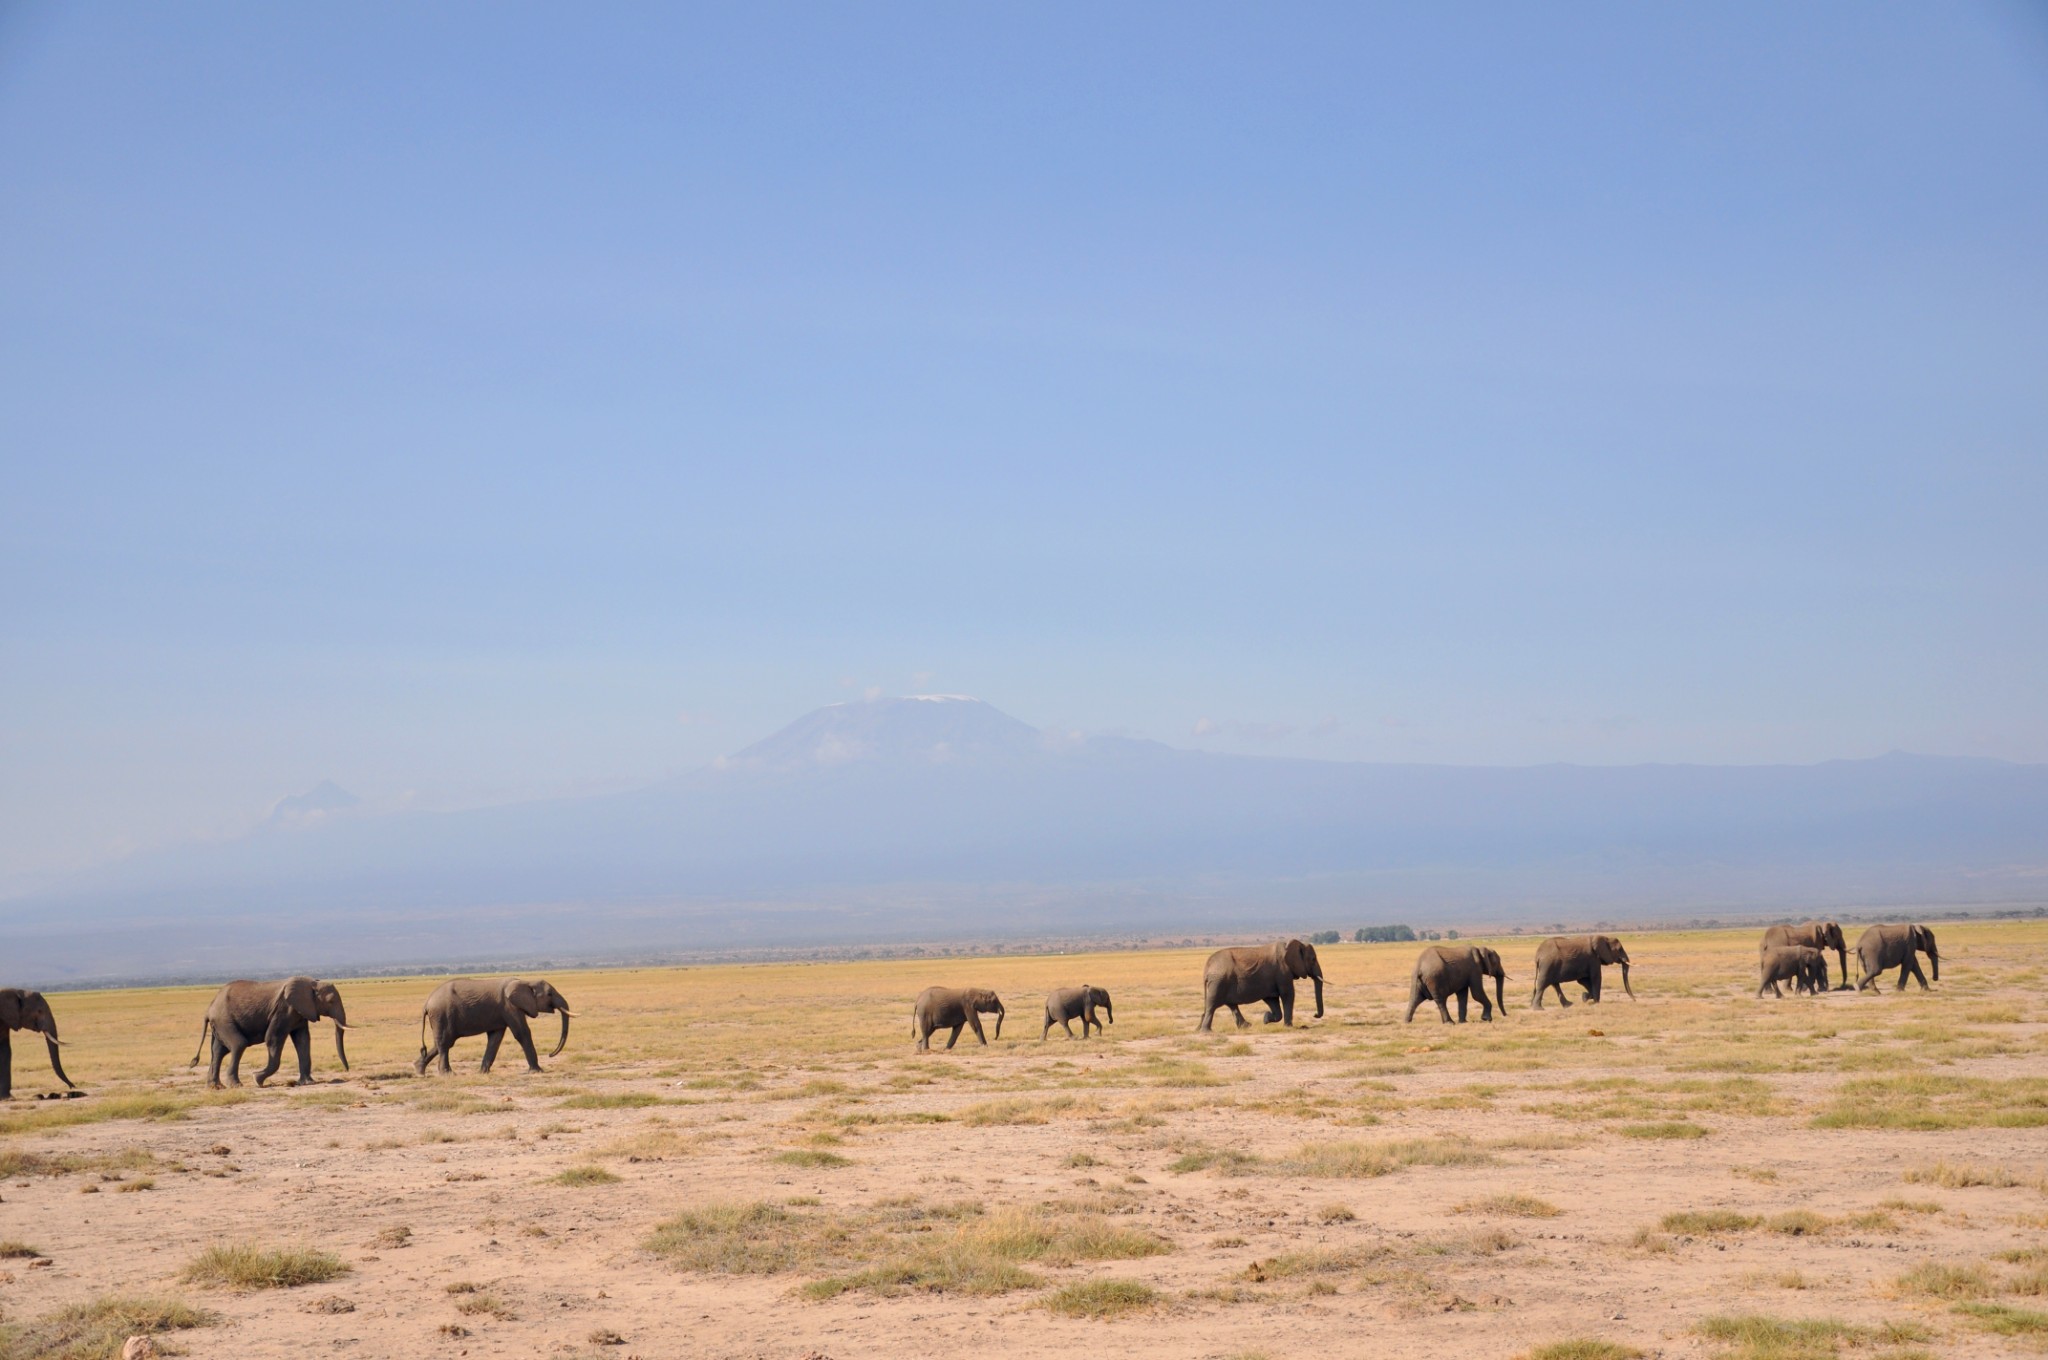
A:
1 922 2045 1358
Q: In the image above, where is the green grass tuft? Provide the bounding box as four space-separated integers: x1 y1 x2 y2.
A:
0 1295 217 1360
1042 1279 1158 1318
552 1165 623 1186
183 1243 349 1290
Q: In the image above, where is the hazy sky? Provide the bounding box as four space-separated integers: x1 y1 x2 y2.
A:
3 3 2045 882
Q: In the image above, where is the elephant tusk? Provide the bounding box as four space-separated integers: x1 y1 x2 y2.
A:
555 1009 575 1019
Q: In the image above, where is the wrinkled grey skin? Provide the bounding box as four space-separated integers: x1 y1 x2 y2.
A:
1042 985 1112 1040
1854 924 1939 992
1531 935 1634 1009
416 977 572 1075
912 987 1005 1052
190 977 349 1089
1197 940 1325 1031
1758 945 1829 998
1761 922 1850 991
1406 945 1508 1023
0 988 75 1099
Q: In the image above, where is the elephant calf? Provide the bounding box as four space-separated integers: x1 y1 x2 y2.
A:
1758 945 1828 998
1406 945 1508 1024
1 988 76 1100
1042 985 1112 1040
191 977 349 1089
1854 923 1938 992
1761 921 1849 990
912 986 1004 1052
416 977 572 1075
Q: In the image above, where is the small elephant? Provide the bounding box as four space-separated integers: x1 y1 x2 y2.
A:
1758 945 1829 998
0 988 76 1100
416 977 572 1075
1042 985 1112 1039
1531 935 1634 1009
190 977 349 1089
1197 939 1325 1032
912 986 1004 1052
1854 924 1938 992
1406 945 1508 1024
1761 921 1849 991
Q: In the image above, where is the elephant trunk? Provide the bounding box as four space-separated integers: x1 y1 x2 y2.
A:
992 1005 1004 1041
1836 948 1850 989
549 1009 570 1059
1311 972 1325 1019
333 1023 349 1072
1927 943 1939 983
1492 970 1506 1015
1618 960 1635 1000
41 1020 75 1089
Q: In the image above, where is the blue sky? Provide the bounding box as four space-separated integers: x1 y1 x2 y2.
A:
3 2 2045 880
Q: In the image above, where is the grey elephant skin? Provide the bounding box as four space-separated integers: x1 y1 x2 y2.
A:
912 987 1004 1051
1 988 76 1099
1197 940 1324 1031
1758 945 1829 997
1406 945 1508 1023
1854 924 1938 992
416 977 572 1074
1042 985 1111 1040
190 977 349 1089
1531 935 1633 1009
1761 921 1850 990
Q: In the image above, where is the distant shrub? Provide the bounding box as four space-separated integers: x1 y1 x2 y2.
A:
1354 926 1418 943
1308 931 1341 945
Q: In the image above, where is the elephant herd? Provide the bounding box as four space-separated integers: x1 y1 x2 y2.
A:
0 921 1955 1095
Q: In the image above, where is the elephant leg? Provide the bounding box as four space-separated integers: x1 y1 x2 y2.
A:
1197 1000 1217 1033
1228 1005 1250 1030
1473 986 1493 1022
1585 972 1602 1003
1553 982 1572 1008
1432 985 1453 1023
292 1024 313 1083
967 1012 988 1046
1405 977 1426 1023
438 1030 455 1074
253 1035 285 1087
480 1028 504 1073
510 1017 541 1070
1062 1018 1077 1038
944 1023 963 1051
1454 989 1468 1023
0 1032 11 1099
225 1040 250 1086
1856 965 1879 992
915 1021 931 1052
207 1036 229 1089
1261 998 1284 1024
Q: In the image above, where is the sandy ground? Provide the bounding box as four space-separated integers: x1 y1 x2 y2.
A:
2 923 2045 1359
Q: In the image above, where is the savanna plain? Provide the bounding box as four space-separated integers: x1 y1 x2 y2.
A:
3 923 2047 1360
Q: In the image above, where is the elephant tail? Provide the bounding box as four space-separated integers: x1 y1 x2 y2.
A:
188 1016 210 1068
418 1009 430 1065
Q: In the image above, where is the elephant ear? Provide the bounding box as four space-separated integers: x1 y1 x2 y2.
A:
0 989 20 1031
507 980 542 1017
1283 940 1308 975
278 977 318 1021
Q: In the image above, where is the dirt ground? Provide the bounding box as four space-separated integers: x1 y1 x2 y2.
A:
2 922 2045 1360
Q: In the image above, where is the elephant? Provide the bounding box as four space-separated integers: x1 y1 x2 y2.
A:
1761 921 1850 990
912 987 1005 1051
1405 945 1508 1024
1042 985 1112 1040
1197 940 1324 1032
190 977 349 1089
1758 945 1829 998
1530 935 1634 1009
415 977 572 1075
1854 923 1939 992
0 988 76 1100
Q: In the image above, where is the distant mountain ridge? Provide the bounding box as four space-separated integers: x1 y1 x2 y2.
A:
6 697 2045 983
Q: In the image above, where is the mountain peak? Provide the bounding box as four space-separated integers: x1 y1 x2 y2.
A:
266 780 360 826
722 696 1042 771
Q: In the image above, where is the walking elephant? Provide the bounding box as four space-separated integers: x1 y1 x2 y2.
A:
190 977 349 1089
1531 935 1634 1009
912 987 1004 1051
1197 940 1324 1032
1406 945 1507 1023
416 977 571 1075
1758 945 1829 998
1 988 76 1100
1042 985 1111 1039
1761 922 1849 990
1854 924 1938 992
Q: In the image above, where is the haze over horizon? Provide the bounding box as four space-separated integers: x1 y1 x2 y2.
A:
4 4 2046 892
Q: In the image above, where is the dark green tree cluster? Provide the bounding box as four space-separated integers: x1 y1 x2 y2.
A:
1350 925 1418 943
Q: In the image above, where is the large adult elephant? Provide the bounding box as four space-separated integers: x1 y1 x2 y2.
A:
190 977 349 1089
1761 922 1849 991
912 986 1005 1051
415 978 572 1075
1758 945 1828 998
0 988 76 1100
1530 935 1634 1009
1196 940 1324 1032
1042 985 1111 1040
1854 924 1938 992
1406 945 1507 1024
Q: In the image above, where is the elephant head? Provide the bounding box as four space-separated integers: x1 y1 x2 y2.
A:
1472 946 1507 1014
1915 926 1939 981
968 988 1005 1039
1592 935 1636 999
1819 922 1846 953
1279 939 1325 1019
1089 986 1113 1025
312 980 350 1071
1 989 75 1089
506 979 574 1057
